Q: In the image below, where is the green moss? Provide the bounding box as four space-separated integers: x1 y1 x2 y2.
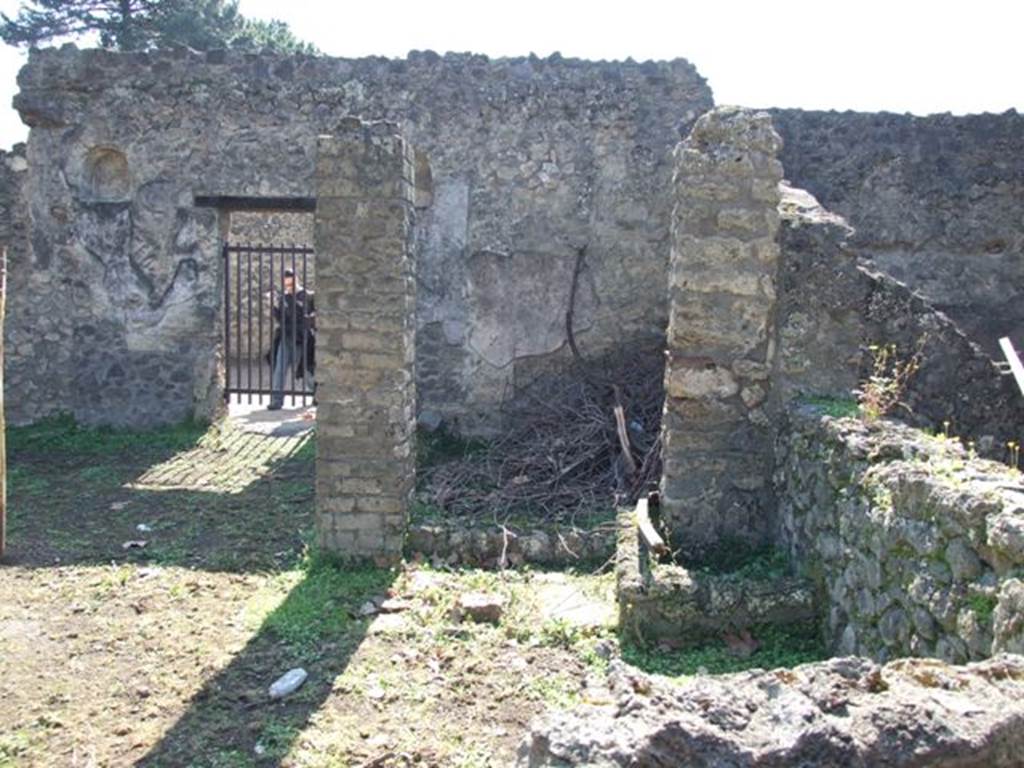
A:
889 542 916 560
968 593 997 623
799 396 860 419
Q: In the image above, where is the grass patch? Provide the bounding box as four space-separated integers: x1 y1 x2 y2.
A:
257 563 393 655
255 718 301 761
6 466 50 496
800 395 860 419
7 413 207 458
621 620 827 677
525 672 580 710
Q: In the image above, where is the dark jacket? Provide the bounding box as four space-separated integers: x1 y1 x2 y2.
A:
268 289 316 378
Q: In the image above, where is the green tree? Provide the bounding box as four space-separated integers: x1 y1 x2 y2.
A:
0 0 317 53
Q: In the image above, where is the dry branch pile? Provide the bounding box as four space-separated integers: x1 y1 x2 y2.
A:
418 351 664 529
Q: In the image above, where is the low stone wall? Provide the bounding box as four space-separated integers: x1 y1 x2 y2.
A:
408 521 616 569
776 407 1024 663
616 506 816 647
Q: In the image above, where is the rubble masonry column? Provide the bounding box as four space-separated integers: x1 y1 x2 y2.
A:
660 107 783 553
314 119 417 564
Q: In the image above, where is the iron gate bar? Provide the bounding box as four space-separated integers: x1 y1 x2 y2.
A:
235 245 242 399
269 251 275 402
258 251 263 399
246 249 253 405
290 248 298 405
299 244 307 411
222 244 230 403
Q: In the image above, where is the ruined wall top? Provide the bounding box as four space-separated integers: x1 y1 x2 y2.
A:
16 44 709 133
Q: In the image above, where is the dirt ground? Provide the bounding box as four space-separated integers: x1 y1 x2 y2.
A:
0 415 619 768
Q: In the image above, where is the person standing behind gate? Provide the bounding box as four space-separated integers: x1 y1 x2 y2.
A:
268 268 316 411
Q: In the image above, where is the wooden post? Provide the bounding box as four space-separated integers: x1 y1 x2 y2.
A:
0 247 6 559
635 494 668 557
999 337 1024 397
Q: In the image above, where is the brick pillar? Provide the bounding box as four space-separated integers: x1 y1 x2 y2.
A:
660 107 783 554
314 119 416 564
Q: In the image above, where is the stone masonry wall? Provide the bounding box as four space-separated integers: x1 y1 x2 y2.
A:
314 121 416 562
776 408 1024 663
660 107 782 551
775 185 1024 451
0 145 45 423
771 109 1024 357
11 45 711 429
227 211 314 246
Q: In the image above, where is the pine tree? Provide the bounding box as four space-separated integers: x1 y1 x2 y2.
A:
0 0 317 53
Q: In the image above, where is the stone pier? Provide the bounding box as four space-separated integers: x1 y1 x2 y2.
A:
660 107 783 552
314 120 417 564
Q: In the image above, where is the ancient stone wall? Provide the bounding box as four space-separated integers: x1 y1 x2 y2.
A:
227 211 314 246
660 107 782 550
776 409 1024 663
11 45 711 429
314 121 416 563
0 146 43 422
771 108 1024 356
775 186 1024 450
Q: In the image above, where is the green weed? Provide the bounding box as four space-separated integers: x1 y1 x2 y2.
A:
684 540 791 579
800 396 859 418
968 593 997 623
855 340 925 422
621 621 827 677
0 730 31 767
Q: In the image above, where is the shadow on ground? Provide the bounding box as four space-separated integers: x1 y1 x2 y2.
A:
136 563 395 767
2 414 316 572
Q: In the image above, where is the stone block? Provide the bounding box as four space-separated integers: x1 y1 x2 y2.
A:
665 362 738 400
667 290 772 358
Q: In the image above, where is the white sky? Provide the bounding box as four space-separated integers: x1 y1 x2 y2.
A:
0 0 1021 148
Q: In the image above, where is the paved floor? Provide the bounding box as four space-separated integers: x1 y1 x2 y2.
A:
126 398 316 494
228 395 316 438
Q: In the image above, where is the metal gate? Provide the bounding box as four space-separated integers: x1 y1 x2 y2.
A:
223 243 316 407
